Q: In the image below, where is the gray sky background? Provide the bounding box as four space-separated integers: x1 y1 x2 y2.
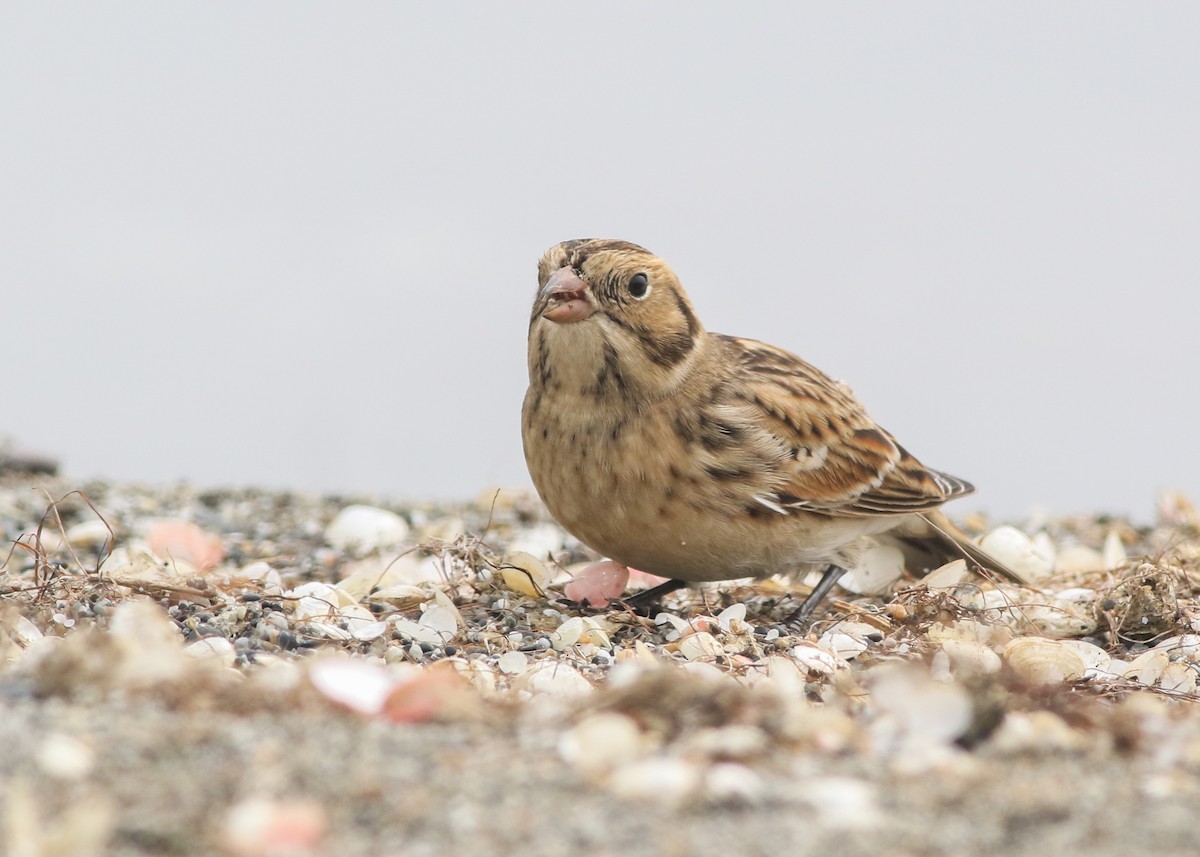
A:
2 3 1197 521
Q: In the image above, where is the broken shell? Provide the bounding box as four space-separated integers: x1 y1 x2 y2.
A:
1158 662 1197 695
1057 640 1112 677
939 639 1002 675
1123 649 1170 687
923 559 968 588
499 551 552 598
980 526 1053 582
183 637 237 667
324 505 409 553
513 661 593 699
558 712 645 778
791 643 845 675
609 757 701 805
1002 637 1087 685
1103 530 1127 570
679 632 724 661
1054 546 1106 574
838 545 905 595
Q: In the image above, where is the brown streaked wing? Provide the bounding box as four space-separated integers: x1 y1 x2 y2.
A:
720 335 966 517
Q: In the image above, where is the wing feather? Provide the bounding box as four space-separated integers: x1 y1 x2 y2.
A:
716 336 972 518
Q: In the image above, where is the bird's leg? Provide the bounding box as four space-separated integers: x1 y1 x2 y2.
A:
619 578 689 615
783 564 848 630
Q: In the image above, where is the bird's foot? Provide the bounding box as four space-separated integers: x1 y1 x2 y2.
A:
781 564 848 633
616 577 689 616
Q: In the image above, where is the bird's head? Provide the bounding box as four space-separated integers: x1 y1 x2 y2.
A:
529 239 706 398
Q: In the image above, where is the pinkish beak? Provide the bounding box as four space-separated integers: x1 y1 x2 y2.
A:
540 267 595 324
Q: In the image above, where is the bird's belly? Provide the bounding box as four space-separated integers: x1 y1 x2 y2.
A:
522 391 894 581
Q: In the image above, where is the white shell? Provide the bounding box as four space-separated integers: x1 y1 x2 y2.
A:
939 639 1002 675
497 650 529 675
558 713 644 777
183 637 237 667
1002 637 1087 685
791 643 845 675
923 559 968 588
979 526 1054 582
608 757 700 805
1103 530 1127 570
324 505 409 553
679 632 724 661
514 661 593 699
839 545 905 595
1054 546 1106 574
1159 662 1197 695
1123 649 1170 686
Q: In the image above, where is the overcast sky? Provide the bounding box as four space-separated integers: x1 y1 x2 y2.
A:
2 3 1197 521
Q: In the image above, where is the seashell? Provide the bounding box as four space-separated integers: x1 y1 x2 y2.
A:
1002 637 1087 685
497 650 529 675
838 545 905 595
447 658 498 695
703 763 765 804
504 523 563 559
1150 634 1200 659
324 505 409 553
308 657 396 715
183 637 236 667
939 639 1002 675
390 618 448 646
1054 546 1106 574
608 757 701 805
1057 640 1112 677
791 643 845 675
679 632 724 661
558 712 645 777
304 622 354 641
223 798 328 857
1159 662 1197 695
418 605 459 637
867 665 973 749
288 582 355 620
8 614 44 647
980 526 1053 582
926 618 995 645
351 621 388 641
36 733 96 781
1031 532 1058 569
818 621 879 660
1053 587 1098 602
1103 530 1127 570
1123 649 1170 687
923 559 968 588
499 551 552 598
63 519 114 550
513 660 593 699
716 603 747 631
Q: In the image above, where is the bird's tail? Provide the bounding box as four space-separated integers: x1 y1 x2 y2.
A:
886 509 1033 587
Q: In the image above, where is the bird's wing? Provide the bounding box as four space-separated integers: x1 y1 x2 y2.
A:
718 335 973 518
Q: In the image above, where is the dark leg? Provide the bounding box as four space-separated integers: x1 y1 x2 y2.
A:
619 577 689 614
782 564 847 630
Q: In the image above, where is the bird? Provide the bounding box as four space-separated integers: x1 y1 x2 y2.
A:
521 238 1026 627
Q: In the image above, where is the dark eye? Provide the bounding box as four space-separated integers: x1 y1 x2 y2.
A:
627 273 650 299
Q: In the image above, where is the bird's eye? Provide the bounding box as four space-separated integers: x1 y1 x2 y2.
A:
627 273 650 299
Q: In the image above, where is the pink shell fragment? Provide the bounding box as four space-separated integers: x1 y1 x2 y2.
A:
147 520 225 571
564 560 630 607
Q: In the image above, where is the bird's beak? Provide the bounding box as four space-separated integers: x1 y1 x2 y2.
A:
540 267 595 324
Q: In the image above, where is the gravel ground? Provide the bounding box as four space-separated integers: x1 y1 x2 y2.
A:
2 473 1200 856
